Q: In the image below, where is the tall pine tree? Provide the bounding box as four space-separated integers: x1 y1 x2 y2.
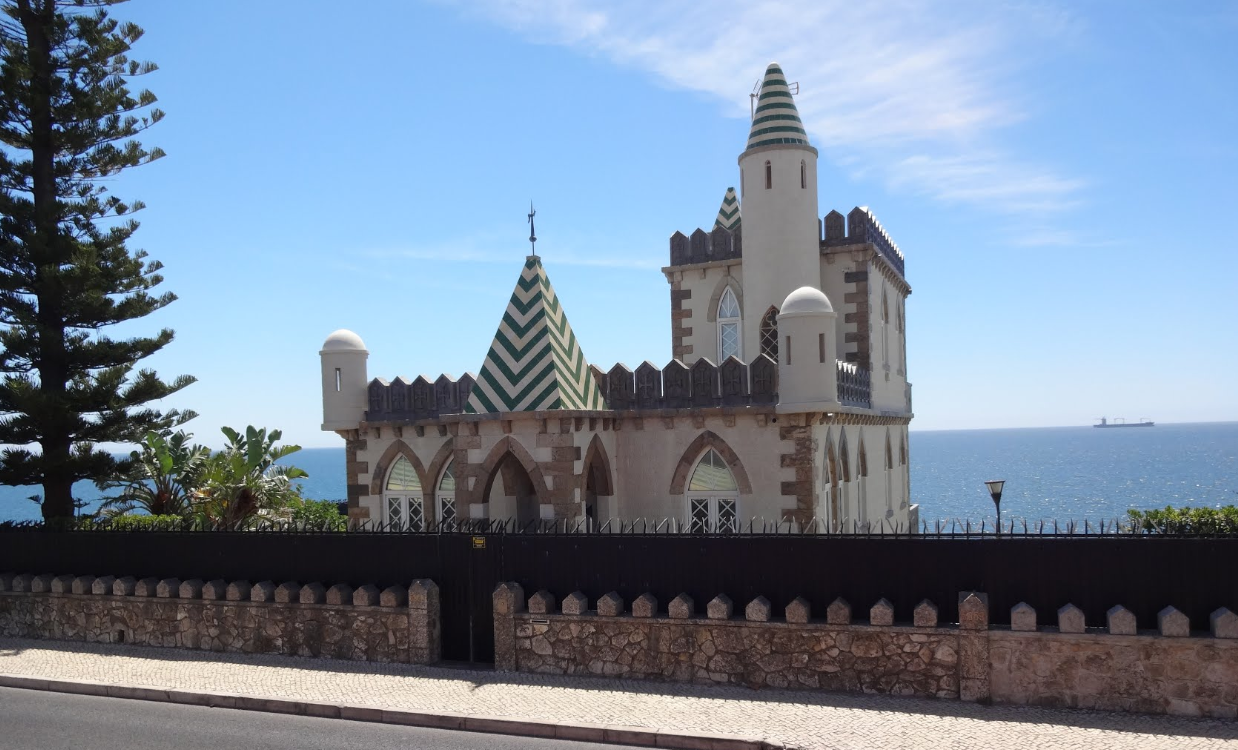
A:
0 0 194 521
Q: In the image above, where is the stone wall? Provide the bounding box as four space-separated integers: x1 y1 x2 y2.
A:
0 572 440 665
493 583 1238 719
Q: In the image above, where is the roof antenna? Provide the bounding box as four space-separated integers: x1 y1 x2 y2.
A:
527 201 537 258
750 78 800 119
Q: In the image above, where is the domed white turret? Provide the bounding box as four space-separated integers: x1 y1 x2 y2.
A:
776 286 839 414
320 329 369 431
737 62 822 362
779 286 833 317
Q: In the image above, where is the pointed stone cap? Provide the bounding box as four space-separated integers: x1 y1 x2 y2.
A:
913 600 939 628
597 591 624 617
713 187 740 231
746 62 809 152
706 594 734 620
465 256 604 413
786 596 811 624
632 593 657 618
870 598 894 627
1211 607 1238 639
1107 605 1136 635
826 597 851 625
745 596 771 622
668 593 694 619
1011 602 1037 632
561 591 588 616
1158 606 1189 637
1057 604 1085 634
528 590 555 615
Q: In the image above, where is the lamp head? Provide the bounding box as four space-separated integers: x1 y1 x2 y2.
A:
985 479 1005 503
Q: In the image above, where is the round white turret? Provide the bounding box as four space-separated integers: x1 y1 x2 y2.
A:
776 287 839 413
320 329 368 431
737 62 822 361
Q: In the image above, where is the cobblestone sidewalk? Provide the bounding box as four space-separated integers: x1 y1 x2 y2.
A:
1 637 1235 749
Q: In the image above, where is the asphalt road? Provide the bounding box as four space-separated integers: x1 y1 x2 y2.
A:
0 687 630 750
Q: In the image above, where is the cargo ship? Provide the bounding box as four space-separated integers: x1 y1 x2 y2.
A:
1094 417 1154 428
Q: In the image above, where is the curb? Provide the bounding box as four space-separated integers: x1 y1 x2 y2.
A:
0 673 781 749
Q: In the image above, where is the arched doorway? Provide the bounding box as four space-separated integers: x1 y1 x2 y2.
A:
580 435 614 526
482 452 541 526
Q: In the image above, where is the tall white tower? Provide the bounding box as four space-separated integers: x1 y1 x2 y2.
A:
737 63 821 361
320 329 368 431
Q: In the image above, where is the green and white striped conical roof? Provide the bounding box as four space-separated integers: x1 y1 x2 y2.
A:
714 187 741 230
465 256 605 414
746 62 809 151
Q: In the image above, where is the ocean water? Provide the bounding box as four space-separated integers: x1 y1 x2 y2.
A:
1 422 1234 523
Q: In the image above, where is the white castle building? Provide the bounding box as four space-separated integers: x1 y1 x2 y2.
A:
320 63 915 532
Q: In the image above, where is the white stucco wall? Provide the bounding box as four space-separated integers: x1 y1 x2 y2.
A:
667 262 744 367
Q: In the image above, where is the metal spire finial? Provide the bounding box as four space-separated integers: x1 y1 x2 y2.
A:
527 201 537 257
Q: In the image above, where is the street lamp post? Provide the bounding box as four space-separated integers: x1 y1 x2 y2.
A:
985 480 1005 535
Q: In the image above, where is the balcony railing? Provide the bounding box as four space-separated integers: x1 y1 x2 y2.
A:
837 362 871 408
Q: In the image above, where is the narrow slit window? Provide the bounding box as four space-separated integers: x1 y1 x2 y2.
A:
818 333 825 363
764 160 772 189
800 160 806 189
785 335 792 365
334 368 341 392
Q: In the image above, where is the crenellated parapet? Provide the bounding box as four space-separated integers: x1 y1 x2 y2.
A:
668 226 742 267
600 355 776 411
822 207 905 278
366 374 476 421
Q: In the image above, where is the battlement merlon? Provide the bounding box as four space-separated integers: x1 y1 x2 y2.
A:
822 207 907 284
666 226 742 268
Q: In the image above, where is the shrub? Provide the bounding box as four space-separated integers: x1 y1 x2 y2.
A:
1126 505 1238 534
286 498 347 531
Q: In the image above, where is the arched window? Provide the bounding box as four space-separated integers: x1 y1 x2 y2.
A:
857 439 869 528
384 456 424 531
881 289 890 366
717 287 742 362
759 308 779 361
437 459 457 525
800 160 806 189
839 429 851 524
686 449 738 533
885 430 894 515
764 160 772 189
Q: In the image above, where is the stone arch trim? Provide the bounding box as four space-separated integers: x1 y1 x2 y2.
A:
476 436 550 506
368 439 429 497
669 430 753 495
579 434 614 497
706 274 744 323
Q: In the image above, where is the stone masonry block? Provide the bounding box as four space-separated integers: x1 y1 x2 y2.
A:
745 596 771 622
300 582 326 604
134 577 159 597
561 591 588 616
706 594 733 620
1107 605 1137 635
632 593 657 618
225 580 251 602
958 592 990 631
913 600 939 628
1211 608 1238 639
326 583 354 606
50 574 75 594
870 598 895 627
785 596 811 624
201 579 226 600
156 578 181 598
1011 602 1037 632
528 590 555 615
409 579 439 610
179 579 204 600
274 581 301 604
250 581 275 602
826 597 851 625
353 584 380 606
597 591 624 617
30 574 55 593
1057 604 1086 634
11 573 35 593
0 572 14 592
1159 606 1190 637
668 593 694 620
379 585 407 607
113 576 137 596
91 576 116 596
72 575 96 595
491 582 525 616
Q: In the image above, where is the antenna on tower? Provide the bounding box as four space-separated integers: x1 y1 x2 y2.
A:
527 201 537 257
749 78 800 119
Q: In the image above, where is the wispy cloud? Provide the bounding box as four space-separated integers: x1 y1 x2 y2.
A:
449 0 1086 216
356 232 664 270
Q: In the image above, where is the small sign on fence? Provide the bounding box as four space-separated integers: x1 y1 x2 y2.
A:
472 536 486 550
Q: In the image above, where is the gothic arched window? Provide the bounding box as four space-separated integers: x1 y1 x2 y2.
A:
686 449 738 533
384 456 424 531
437 459 457 525
717 287 742 362
760 308 779 362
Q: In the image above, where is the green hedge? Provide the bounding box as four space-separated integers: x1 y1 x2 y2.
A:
1127 506 1238 534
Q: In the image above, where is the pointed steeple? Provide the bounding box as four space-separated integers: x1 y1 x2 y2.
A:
746 62 808 151
713 187 741 231
465 256 605 414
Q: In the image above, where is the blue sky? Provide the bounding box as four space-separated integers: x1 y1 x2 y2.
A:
79 0 1238 449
